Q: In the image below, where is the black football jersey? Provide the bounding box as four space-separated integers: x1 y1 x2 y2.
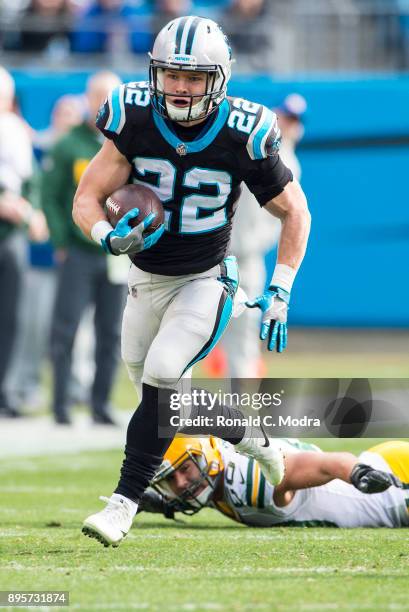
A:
96 81 292 275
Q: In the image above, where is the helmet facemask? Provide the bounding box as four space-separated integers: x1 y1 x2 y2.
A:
149 61 228 123
151 448 220 515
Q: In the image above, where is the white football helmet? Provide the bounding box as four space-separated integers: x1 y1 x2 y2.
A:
149 16 232 122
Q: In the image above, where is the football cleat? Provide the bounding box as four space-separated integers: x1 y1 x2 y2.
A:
234 434 285 486
82 495 136 547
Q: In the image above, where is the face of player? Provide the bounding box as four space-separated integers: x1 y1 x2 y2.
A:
165 458 208 499
163 69 208 112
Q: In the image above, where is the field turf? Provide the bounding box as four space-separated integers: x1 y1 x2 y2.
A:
2 330 408 610
1 438 407 612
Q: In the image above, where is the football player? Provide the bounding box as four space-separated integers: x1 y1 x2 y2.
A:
142 438 408 528
74 16 310 546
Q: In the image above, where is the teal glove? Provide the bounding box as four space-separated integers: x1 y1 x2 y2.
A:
102 208 164 255
246 286 290 353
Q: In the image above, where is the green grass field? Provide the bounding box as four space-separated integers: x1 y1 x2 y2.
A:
1 438 408 612
2 331 408 611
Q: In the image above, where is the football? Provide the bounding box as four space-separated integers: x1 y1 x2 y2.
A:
105 184 164 235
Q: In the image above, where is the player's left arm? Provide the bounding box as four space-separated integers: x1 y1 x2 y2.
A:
246 178 311 352
273 451 403 507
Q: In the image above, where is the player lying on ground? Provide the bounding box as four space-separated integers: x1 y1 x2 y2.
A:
139 438 407 528
74 15 310 547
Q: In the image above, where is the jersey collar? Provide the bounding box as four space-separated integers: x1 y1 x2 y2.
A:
152 99 229 155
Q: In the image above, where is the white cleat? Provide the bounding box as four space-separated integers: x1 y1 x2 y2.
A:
235 435 285 486
82 495 136 548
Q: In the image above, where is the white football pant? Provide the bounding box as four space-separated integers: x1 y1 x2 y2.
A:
121 259 237 392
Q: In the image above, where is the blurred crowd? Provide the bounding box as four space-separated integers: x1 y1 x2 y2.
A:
0 66 128 425
2 0 409 71
0 64 306 426
0 0 271 58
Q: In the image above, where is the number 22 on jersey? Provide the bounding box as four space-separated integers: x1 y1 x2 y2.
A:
132 157 232 234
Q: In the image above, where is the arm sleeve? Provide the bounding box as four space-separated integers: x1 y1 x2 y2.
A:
41 141 71 248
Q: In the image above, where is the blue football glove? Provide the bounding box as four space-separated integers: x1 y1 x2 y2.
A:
102 208 165 256
246 286 290 353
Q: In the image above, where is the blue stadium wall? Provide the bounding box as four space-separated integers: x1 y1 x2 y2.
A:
13 71 409 327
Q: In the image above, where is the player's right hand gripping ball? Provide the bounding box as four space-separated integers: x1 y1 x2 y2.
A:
103 184 165 256
246 286 290 353
350 463 403 494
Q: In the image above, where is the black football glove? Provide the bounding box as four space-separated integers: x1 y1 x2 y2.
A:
350 463 403 494
138 488 176 520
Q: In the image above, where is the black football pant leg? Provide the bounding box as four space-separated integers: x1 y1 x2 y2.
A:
50 248 125 420
50 249 93 420
91 269 126 417
0 234 23 407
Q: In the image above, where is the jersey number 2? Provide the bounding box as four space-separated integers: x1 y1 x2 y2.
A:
132 158 231 234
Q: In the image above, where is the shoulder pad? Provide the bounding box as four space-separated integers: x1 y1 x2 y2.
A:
226 97 281 160
123 81 151 113
96 81 150 136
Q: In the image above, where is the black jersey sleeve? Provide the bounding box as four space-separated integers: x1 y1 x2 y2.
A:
243 155 293 206
96 81 150 159
242 103 293 204
226 99 293 205
227 100 282 160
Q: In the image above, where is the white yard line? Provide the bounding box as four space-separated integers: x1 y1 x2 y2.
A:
2 563 407 576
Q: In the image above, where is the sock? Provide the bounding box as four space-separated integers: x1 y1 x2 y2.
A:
179 388 245 443
115 383 179 503
115 383 246 504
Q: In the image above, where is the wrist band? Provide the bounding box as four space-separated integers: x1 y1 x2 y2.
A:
270 264 296 293
91 220 113 245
